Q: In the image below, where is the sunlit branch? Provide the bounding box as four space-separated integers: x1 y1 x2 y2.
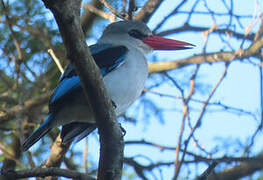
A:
82 3 116 22
48 49 64 74
99 0 126 19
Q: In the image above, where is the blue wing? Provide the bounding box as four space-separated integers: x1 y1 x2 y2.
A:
49 44 128 110
59 44 127 80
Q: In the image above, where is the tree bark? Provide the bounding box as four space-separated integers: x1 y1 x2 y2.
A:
42 0 124 179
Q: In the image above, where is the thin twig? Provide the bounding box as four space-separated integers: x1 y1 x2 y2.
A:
48 49 64 74
174 65 199 179
83 138 89 173
82 3 116 22
99 0 126 19
175 63 229 179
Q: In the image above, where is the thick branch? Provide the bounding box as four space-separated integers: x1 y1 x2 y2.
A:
42 0 123 179
44 135 70 168
1 167 95 180
208 153 263 180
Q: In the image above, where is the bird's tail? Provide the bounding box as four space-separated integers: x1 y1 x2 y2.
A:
22 114 54 151
61 122 96 143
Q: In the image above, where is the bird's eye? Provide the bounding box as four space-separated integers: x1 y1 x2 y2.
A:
128 29 147 39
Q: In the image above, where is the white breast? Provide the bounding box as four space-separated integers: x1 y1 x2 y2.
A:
103 47 148 115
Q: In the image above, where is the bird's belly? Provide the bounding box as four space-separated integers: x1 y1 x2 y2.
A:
104 54 148 115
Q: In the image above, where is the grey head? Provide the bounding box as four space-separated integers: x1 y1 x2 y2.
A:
101 21 152 37
98 21 153 53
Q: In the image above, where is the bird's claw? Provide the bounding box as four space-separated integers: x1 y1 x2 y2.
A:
119 123 126 137
111 100 117 109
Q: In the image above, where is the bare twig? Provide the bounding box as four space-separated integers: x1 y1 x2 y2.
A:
81 0 104 34
153 0 188 32
173 65 199 179
83 138 89 173
99 0 126 19
135 0 164 22
176 64 229 179
48 49 64 74
144 88 257 120
82 3 116 22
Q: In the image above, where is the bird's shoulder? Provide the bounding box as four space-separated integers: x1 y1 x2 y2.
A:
90 43 128 70
60 43 128 81
49 44 128 111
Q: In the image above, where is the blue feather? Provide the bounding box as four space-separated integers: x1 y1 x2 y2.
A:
50 76 81 105
22 114 54 151
89 43 113 54
61 122 96 143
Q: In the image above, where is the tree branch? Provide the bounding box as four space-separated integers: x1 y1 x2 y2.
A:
207 153 263 180
42 0 124 179
82 4 116 23
135 0 164 22
1 167 95 180
81 0 103 35
44 134 71 168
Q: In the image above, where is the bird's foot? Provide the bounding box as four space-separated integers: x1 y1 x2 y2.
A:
119 123 126 137
111 100 117 109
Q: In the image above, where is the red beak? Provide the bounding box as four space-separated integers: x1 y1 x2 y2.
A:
142 35 195 50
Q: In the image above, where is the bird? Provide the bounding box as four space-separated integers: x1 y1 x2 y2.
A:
22 20 194 151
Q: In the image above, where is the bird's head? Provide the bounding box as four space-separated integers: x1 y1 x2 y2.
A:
98 21 194 54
